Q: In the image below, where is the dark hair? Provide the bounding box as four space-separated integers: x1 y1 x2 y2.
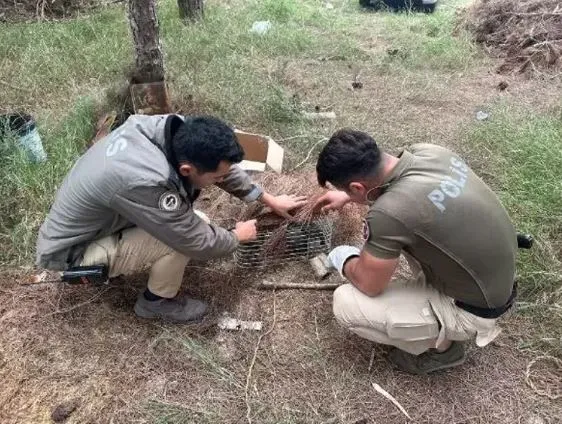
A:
316 129 382 188
172 116 244 172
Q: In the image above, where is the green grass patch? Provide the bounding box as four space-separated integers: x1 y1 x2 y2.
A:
372 3 481 72
0 9 130 113
0 99 96 266
465 105 562 356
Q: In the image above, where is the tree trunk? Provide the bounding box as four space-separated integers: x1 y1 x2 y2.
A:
128 0 165 83
178 0 204 22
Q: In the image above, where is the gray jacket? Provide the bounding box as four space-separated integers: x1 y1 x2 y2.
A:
36 114 262 270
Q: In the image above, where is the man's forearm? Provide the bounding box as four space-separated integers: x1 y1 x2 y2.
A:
259 192 274 207
215 165 263 202
343 256 390 297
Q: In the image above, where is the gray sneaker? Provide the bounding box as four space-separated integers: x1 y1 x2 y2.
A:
134 293 208 323
388 342 466 375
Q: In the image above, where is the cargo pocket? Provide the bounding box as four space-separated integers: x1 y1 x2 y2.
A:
386 302 440 341
81 235 119 271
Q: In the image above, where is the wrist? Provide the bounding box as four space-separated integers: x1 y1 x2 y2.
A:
342 255 359 278
259 192 274 206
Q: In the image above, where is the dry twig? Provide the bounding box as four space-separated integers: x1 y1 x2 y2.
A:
256 280 340 290
372 382 412 420
44 287 112 316
525 355 562 400
245 291 277 424
291 138 328 171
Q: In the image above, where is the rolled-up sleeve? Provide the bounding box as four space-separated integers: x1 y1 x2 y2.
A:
110 185 238 259
363 209 414 259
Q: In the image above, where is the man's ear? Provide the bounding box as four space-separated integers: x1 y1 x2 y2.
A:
178 163 194 177
348 182 366 196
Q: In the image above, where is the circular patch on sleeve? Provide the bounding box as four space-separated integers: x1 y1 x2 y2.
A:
362 219 370 240
158 191 180 211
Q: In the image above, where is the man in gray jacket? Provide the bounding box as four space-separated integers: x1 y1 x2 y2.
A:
36 114 306 322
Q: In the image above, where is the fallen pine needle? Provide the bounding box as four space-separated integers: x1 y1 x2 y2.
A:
372 382 412 420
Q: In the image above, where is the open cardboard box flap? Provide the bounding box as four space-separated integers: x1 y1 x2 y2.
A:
234 129 284 173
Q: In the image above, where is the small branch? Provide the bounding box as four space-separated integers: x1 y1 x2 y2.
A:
525 355 562 400
245 292 277 424
0 79 33 93
275 134 309 143
291 137 328 171
44 287 112 316
507 12 562 17
372 382 412 420
256 280 341 290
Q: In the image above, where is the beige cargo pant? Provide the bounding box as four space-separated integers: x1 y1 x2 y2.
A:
80 211 210 298
332 254 502 355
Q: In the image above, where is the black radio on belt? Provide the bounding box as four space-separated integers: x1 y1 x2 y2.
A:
517 233 533 249
61 265 109 285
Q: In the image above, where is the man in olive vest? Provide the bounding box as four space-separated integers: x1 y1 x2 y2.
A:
315 129 518 374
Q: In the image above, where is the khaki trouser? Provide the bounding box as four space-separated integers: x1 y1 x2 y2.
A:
80 211 210 298
332 254 502 355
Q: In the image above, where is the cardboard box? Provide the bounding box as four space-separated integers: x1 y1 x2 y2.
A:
234 129 284 173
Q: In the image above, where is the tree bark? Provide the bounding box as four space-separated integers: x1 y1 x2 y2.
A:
128 0 165 83
178 0 204 22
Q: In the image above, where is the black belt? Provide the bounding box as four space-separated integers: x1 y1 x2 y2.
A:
454 283 517 319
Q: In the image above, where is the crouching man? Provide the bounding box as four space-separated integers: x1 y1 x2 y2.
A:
314 129 518 374
36 115 306 322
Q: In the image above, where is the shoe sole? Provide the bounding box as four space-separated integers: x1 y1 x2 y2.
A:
390 352 467 375
134 305 206 324
421 356 466 374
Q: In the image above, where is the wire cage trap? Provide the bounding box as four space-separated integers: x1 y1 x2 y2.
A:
234 216 334 268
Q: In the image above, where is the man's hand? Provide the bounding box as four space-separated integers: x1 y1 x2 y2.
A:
313 190 351 213
232 219 258 243
261 193 308 219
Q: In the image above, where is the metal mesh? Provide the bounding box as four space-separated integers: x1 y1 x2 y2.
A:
234 217 334 268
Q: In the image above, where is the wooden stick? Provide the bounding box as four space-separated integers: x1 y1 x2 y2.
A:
256 280 341 290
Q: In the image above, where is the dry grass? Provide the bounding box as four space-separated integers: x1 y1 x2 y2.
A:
463 0 562 74
1 264 561 423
